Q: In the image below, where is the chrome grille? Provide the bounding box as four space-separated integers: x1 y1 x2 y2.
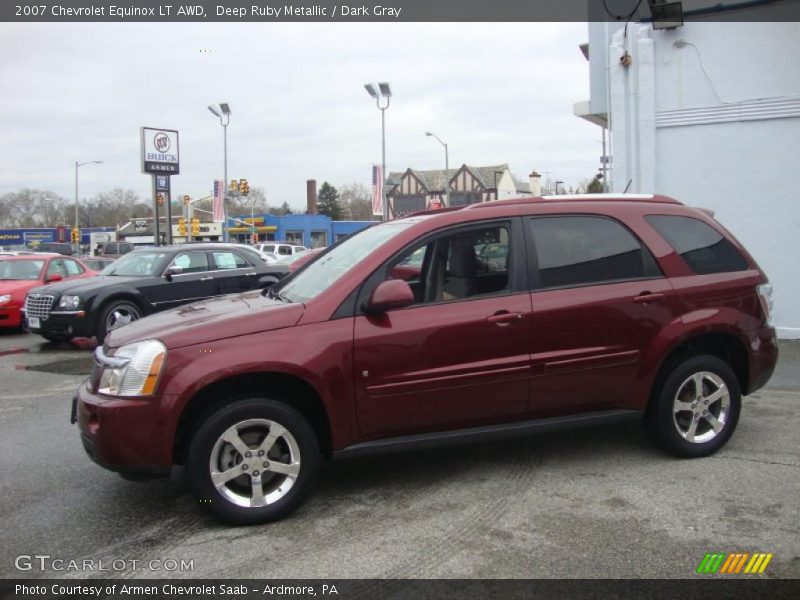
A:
25 294 55 321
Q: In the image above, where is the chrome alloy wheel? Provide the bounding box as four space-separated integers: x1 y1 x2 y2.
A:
672 371 731 444
105 305 141 331
209 419 301 508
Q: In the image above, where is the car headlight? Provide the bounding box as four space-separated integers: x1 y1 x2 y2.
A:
0 294 10 305
97 339 167 397
58 295 81 310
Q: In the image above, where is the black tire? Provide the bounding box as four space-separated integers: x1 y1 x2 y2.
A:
186 397 321 525
645 354 741 458
96 299 142 344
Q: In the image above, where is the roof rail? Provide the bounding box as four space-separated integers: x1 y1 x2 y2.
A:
467 193 682 209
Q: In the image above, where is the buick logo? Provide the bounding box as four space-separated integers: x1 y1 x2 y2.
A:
154 132 170 153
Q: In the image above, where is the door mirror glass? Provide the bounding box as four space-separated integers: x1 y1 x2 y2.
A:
365 280 414 313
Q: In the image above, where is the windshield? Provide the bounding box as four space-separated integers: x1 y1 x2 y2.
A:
280 221 413 303
0 259 45 280
101 251 171 277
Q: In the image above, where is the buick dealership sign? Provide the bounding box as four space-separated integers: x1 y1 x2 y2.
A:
141 127 180 174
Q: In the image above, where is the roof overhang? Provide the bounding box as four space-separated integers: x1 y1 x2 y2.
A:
573 100 608 128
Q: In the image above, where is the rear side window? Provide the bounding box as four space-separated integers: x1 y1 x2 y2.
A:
646 215 748 274
529 216 660 290
104 243 118 254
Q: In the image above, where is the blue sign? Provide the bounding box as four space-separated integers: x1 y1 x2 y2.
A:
156 175 170 192
23 231 54 243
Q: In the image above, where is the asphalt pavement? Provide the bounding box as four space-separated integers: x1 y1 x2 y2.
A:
0 329 798 579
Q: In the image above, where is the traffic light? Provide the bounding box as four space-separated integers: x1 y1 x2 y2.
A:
238 179 249 196
178 217 187 237
183 195 191 206
251 232 258 244
191 217 200 236
230 179 238 191
156 193 165 206
71 227 79 243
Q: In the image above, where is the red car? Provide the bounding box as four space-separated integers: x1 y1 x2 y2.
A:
0 255 97 330
75 195 777 524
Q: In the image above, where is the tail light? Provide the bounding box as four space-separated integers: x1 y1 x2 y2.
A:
757 283 773 326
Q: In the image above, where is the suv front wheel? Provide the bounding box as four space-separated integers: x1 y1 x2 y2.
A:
186 397 321 525
646 354 742 458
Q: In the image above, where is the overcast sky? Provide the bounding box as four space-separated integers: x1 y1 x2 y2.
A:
0 22 600 211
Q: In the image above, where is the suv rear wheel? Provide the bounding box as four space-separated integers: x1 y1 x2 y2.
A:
186 397 321 525
646 354 741 457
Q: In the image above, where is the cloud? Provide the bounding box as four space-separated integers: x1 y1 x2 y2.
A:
0 22 598 209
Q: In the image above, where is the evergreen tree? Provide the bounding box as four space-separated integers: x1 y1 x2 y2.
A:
316 182 342 220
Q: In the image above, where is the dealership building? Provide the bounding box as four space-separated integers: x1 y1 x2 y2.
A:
575 16 799 338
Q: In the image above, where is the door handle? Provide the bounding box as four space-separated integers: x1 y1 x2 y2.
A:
486 311 524 325
633 292 665 304
200 276 214 281
245 272 257 276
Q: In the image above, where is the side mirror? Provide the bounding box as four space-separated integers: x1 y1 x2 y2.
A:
365 279 414 313
164 266 183 281
46 273 63 283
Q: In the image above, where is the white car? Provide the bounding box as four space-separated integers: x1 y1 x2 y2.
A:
256 243 307 258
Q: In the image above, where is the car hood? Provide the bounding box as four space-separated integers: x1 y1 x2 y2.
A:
107 290 305 349
29 274 144 296
0 280 40 297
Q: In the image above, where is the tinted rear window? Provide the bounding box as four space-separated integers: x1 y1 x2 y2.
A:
529 216 660 289
646 215 748 274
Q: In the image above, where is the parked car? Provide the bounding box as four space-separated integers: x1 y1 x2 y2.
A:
80 256 116 272
94 241 134 259
35 242 74 256
26 244 277 343
0 255 97 331
256 242 307 257
259 248 324 287
74 194 777 524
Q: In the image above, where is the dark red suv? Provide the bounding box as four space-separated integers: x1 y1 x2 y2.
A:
73 195 777 524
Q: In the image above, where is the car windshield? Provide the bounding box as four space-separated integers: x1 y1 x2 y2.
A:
279 221 413 303
0 259 45 280
101 251 170 277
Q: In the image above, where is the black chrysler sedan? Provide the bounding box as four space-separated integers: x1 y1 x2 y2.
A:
24 244 277 343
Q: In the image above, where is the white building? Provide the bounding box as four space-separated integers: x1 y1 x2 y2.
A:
576 17 800 338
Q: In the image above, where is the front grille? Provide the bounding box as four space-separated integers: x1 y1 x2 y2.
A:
25 294 55 321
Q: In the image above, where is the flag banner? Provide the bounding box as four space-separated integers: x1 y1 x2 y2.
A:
372 165 383 217
212 179 225 222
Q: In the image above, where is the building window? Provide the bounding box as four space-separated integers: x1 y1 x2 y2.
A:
450 192 482 207
310 231 328 248
393 195 426 217
285 231 304 245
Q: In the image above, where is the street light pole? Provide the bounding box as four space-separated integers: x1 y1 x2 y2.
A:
74 160 102 253
365 82 392 220
208 103 232 241
425 131 449 207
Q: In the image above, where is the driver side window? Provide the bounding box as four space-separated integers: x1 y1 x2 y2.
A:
386 224 512 306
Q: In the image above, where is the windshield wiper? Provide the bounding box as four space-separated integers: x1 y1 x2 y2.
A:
267 286 292 303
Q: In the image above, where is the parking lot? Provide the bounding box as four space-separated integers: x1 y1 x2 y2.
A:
0 329 798 579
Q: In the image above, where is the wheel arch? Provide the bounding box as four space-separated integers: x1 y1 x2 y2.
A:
648 331 749 411
172 371 333 465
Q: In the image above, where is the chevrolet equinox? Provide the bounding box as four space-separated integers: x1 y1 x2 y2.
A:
73 195 778 524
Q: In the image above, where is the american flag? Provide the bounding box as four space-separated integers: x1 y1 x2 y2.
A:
371 165 384 217
212 180 224 222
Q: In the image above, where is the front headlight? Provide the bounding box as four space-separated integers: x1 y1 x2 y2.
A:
97 339 167 396
0 294 11 305
58 295 81 310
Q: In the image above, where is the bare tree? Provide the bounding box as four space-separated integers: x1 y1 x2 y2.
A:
339 182 375 221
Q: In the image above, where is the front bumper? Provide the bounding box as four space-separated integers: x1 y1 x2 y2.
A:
0 305 22 327
74 380 171 478
29 310 95 338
